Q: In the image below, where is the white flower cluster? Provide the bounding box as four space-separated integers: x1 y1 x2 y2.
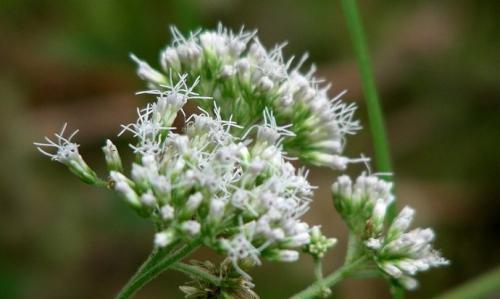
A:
119 89 315 274
131 24 362 170
332 174 449 290
36 75 316 276
35 24 448 292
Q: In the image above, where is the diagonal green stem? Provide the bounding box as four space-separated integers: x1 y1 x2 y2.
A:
289 257 367 299
339 0 395 219
433 265 500 299
115 239 202 299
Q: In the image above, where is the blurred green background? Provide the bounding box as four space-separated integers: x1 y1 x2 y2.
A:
1 0 499 298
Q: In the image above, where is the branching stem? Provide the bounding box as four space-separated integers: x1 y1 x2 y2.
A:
289 257 367 299
115 239 202 299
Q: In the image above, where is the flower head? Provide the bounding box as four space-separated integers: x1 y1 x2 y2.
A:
331 173 449 290
366 206 450 290
109 86 316 273
131 24 362 169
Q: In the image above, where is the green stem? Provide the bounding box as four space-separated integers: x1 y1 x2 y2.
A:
433 266 500 299
313 257 330 297
345 232 361 264
339 0 395 219
129 244 176 283
390 284 406 299
340 1 403 298
114 244 173 299
171 262 222 286
314 258 324 282
115 239 202 299
289 257 367 299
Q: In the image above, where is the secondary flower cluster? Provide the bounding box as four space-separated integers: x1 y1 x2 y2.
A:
35 75 316 276
331 174 449 290
131 24 362 170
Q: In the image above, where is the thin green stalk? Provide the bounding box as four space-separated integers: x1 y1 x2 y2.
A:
289 257 367 299
314 258 324 283
113 244 174 299
340 1 402 298
115 239 202 299
171 262 222 286
339 0 395 220
390 284 406 299
116 245 221 298
433 266 500 299
345 232 362 264
125 244 175 286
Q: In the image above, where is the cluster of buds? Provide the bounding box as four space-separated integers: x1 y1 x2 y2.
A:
131 24 362 170
305 226 337 259
331 174 449 290
36 75 316 277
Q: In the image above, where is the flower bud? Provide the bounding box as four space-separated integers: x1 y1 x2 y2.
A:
102 139 123 172
267 249 299 262
209 198 226 222
286 232 310 247
110 171 141 209
257 76 274 91
181 220 201 236
160 47 181 71
184 192 203 215
388 206 415 240
130 54 166 84
154 230 175 247
160 204 175 220
140 191 156 207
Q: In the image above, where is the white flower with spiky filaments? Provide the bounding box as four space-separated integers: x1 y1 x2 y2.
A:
34 123 80 163
34 123 99 184
118 74 210 156
130 24 363 170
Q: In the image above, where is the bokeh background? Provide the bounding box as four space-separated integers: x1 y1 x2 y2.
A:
1 0 499 298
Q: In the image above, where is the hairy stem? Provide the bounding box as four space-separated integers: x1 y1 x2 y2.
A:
289 257 367 299
433 266 500 299
339 0 394 217
115 239 202 299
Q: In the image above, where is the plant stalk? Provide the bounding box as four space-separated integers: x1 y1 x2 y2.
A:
339 0 395 219
289 257 367 299
433 266 500 299
115 239 202 299
339 1 403 298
